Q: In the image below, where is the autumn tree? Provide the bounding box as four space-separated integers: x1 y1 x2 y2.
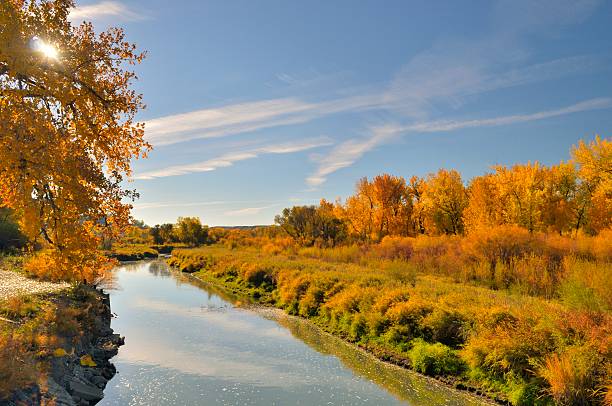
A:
0 0 148 281
491 163 548 233
571 135 612 234
316 199 347 246
541 162 579 234
275 203 345 247
407 175 427 235
337 175 413 241
175 217 208 247
463 174 502 233
370 174 412 238
339 178 375 241
421 169 468 235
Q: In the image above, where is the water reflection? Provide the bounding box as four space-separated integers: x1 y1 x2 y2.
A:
100 261 487 406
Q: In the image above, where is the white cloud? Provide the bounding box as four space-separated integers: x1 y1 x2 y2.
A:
134 137 332 180
69 1 146 22
307 98 612 187
306 125 400 187
143 52 604 148
224 205 278 217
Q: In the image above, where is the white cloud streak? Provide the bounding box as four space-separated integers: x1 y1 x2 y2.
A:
307 98 612 187
69 1 145 22
143 52 604 148
224 205 278 217
144 96 384 147
134 137 332 180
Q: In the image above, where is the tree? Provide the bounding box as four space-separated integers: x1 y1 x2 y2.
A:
275 203 346 247
370 174 412 239
492 163 547 233
340 178 375 241
159 223 176 243
339 175 412 241
408 176 427 235
422 169 468 235
175 217 208 247
541 162 579 235
150 223 176 244
0 0 148 281
571 136 612 234
464 174 502 233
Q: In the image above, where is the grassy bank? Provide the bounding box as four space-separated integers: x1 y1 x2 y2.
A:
168 245 611 405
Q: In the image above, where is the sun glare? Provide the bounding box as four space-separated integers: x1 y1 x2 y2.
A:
30 36 59 60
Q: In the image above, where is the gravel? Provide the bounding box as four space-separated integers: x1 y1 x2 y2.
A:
0 269 70 301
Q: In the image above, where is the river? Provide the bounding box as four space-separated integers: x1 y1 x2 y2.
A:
99 260 488 405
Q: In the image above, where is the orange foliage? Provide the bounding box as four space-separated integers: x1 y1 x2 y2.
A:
0 0 148 281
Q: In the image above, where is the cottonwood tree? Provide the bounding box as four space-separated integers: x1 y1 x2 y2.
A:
0 0 148 281
174 217 208 247
572 135 612 233
275 203 345 247
422 169 468 235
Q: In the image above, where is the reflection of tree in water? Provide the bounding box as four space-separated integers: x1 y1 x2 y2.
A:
270 314 486 406
148 260 171 277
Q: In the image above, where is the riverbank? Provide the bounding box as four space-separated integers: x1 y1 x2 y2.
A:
167 246 611 405
0 285 123 405
182 269 499 405
104 244 176 262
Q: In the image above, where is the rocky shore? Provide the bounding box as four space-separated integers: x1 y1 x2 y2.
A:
2 288 124 406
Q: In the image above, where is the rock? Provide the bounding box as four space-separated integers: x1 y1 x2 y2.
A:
91 375 107 388
69 380 104 402
101 366 116 380
46 377 76 406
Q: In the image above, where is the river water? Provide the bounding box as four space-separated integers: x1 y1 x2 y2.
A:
99 260 487 405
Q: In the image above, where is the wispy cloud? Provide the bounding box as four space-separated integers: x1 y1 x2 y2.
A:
69 1 146 22
132 200 279 210
224 205 278 217
143 95 385 147
307 98 612 187
144 52 605 148
135 137 332 180
306 125 400 187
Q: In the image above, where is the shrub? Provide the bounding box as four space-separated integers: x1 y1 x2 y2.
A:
0 335 35 399
538 347 600 405
408 339 465 376
375 236 413 260
242 265 273 288
349 314 367 341
422 308 467 348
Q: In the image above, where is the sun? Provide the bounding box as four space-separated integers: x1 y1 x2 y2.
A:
30 36 59 60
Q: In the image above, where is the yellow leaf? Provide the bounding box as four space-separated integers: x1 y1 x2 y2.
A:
80 354 97 367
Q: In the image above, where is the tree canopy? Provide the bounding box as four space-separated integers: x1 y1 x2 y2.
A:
0 0 148 281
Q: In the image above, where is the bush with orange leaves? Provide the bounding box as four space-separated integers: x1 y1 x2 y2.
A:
24 249 115 284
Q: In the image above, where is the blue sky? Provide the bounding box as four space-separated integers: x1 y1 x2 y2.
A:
69 0 612 226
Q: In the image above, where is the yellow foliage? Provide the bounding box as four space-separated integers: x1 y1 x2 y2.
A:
0 0 148 281
80 354 97 367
